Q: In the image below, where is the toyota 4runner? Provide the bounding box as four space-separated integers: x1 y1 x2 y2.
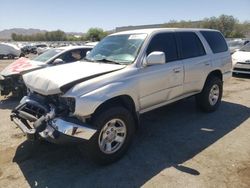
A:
11 28 232 164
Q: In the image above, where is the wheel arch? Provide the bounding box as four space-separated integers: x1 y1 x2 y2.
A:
202 69 223 90
92 95 139 128
207 69 223 81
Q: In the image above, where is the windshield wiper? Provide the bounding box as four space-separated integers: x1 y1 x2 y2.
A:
83 57 94 62
94 58 121 65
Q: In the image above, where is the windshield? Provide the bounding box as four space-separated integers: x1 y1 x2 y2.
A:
32 48 63 63
240 43 250 52
85 34 147 64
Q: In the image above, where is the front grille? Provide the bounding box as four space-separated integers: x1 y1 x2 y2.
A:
237 62 250 65
20 102 48 119
234 68 250 72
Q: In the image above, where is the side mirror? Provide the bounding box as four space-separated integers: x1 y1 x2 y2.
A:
86 51 90 56
145 51 165 66
52 58 64 65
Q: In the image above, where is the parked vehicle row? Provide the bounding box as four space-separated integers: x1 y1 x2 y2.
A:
8 28 232 164
0 41 97 59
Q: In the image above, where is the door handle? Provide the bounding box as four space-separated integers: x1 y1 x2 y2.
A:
173 67 181 73
204 62 210 66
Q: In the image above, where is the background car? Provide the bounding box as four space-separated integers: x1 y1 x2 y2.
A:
0 44 96 97
0 43 21 59
227 39 249 54
36 44 51 55
232 42 250 75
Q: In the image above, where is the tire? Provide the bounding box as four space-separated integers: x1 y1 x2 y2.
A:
196 76 223 112
20 53 25 57
80 106 135 165
7 54 14 59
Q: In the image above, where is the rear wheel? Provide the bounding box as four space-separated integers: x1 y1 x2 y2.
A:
196 76 223 112
79 106 135 165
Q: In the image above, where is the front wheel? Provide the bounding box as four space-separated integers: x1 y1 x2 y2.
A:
80 106 135 165
196 76 223 112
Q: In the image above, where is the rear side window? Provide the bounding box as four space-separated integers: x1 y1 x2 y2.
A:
178 32 206 59
147 33 178 62
200 31 228 53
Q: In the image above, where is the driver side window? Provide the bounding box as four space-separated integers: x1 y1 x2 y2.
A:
57 49 88 63
147 33 178 62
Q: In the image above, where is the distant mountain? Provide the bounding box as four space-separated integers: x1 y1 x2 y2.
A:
0 28 48 40
0 28 85 40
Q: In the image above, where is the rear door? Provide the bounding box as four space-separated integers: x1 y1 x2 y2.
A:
176 32 210 94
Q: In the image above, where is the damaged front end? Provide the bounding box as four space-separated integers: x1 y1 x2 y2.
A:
10 93 97 144
0 75 27 97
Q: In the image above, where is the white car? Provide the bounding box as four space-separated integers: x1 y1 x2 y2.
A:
0 43 21 59
0 45 95 97
232 42 250 75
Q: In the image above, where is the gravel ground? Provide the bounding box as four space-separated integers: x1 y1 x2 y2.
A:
0 58 249 188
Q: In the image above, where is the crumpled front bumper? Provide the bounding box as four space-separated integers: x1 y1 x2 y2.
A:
10 96 97 144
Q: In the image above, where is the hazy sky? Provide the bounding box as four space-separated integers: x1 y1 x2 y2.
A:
0 0 249 32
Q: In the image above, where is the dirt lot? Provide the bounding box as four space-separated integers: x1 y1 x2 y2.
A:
0 58 249 188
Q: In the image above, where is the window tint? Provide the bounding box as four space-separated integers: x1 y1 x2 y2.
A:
201 31 228 53
147 33 178 62
178 32 206 59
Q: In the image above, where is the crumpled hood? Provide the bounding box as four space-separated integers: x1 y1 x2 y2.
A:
232 51 250 64
1 57 45 76
23 61 126 95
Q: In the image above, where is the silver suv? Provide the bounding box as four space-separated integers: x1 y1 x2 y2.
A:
11 28 232 164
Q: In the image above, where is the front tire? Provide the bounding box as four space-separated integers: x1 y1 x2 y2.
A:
81 106 135 165
196 76 223 112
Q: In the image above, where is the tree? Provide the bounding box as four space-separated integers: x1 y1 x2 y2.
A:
11 33 17 41
162 15 247 38
202 15 238 37
85 28 107 41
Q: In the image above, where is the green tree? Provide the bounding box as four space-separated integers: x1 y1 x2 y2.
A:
162 15 247 38
11 33 17 40
85 28 107 41
202 15 238 37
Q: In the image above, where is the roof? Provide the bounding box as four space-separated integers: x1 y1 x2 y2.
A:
111 28 218 36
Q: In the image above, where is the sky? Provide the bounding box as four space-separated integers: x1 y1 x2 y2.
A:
0 0 249 32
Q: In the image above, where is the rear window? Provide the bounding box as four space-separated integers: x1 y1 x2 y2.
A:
201 31 228 53
178 32 206 59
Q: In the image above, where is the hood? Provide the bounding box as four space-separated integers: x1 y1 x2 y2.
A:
23 61 126 95
232 51 250 64
1 57 45 76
